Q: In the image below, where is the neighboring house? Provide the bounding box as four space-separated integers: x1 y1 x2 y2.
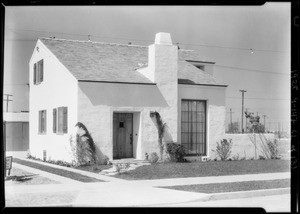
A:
29 32 227 163
4 112 29 156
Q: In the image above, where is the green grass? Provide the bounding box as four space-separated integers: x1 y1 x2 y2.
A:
113 159 290 180
13 158 104 183
159 179 290 193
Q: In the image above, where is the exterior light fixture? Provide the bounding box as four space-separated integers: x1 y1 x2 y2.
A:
150 111 156 118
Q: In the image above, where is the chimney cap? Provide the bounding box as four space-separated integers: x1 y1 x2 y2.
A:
155 32 172 45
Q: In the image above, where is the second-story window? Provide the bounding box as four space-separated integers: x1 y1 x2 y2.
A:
34 59 44 85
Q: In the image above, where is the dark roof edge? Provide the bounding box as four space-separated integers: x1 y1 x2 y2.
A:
186 60 215 64
179 83 228 87
78 80 156 85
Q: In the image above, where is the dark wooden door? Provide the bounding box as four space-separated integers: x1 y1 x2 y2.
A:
113 113 133 159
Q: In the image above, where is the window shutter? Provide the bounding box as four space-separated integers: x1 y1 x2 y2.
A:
63 107 68 133
34 63 37 84
38 111 41 133
53 108 57 133
43 110 47 133
40 60 44 82
58 107 63 134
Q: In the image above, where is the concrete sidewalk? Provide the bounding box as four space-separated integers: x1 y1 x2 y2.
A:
7 158 291 207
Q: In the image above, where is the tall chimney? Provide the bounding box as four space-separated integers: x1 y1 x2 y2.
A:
148 32 178 142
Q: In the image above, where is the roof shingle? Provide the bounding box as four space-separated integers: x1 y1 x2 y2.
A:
39 38 225 86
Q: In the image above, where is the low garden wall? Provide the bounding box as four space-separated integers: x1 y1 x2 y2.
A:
220 134 290 160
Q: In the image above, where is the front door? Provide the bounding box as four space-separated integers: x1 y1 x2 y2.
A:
113 113 133 159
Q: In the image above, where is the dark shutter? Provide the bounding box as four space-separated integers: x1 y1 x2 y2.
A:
40 60 43 82
38 111 41 133
42 110 47 133
53 108 57 133
34 63 37 84
58 107 64 134
63 107 68 133
44 110 47 133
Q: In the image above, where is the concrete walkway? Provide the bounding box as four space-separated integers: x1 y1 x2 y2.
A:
6 158 291 207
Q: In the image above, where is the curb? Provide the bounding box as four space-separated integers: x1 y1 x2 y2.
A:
198 187 290 202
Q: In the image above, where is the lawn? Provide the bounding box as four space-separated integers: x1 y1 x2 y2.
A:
159 179 290 193
5 167 60 185
13 158 104 183
112 159 290 180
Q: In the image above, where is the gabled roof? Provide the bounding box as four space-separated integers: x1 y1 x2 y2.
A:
39 38 226 86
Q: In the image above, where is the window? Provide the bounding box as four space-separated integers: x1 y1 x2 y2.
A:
53 107 68 134
33 59 44 85
181 100 206 156
38 110 47 134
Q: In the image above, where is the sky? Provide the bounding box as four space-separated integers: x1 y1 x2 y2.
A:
3 4 291 132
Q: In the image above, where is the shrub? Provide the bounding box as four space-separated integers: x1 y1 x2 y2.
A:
232 154 240 161
69 122 96 166
267 138 280 159
214 139 233 161
149 152 159 163
165 142 186 162
259 155 266 160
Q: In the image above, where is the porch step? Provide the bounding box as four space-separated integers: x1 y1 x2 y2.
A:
111 158 150 164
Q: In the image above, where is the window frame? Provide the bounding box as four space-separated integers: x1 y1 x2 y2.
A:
33 59 44 85
38 110 47 134
54 106 68 135
181 99 207 156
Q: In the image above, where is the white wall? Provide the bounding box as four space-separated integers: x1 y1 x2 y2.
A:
223 133 278 160
29 40 78 162
77 82 174 162
178 84 226 158
4 112 29 122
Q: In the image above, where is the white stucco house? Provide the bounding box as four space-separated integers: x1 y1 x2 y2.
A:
29 32 227 164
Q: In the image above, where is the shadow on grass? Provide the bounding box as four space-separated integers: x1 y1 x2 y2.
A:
5 174 38 182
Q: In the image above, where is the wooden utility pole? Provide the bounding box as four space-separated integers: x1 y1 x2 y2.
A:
245 108 249 133
262 115 267 133
3 94 13 112
239 90 247 133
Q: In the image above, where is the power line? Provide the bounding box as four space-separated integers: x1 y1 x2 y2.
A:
178 42 288 53
8 27 289 54
226 97 289 101
215 64 290 76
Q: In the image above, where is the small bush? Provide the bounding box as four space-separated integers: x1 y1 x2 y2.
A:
149 152 159 163
214 139 233 161
232 154 240 161
259 155 266 160
165 142 186 162
267 138 280 159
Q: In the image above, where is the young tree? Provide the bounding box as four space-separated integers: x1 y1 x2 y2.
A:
150 111 167 161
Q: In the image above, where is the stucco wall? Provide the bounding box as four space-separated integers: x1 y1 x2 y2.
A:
29 40 78 162
149 43 179 143
220 133 278 160
77 82 170 163
178 84 226 158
